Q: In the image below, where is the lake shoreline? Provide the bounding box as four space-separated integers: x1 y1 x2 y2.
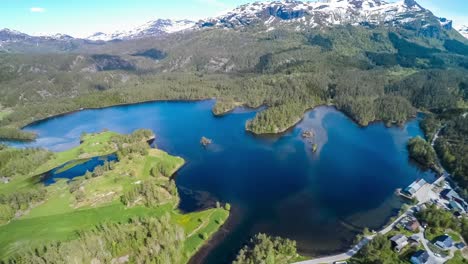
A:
14 99 419 143
246 103 419 137
187 206 242 264
20 98 217 131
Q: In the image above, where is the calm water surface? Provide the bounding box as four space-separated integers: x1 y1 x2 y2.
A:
14 100 435 263
42 154 118 185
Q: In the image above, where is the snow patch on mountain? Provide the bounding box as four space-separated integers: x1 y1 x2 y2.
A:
1 0 459 43
87 19 196 41
457 25 468 39
199 0 448 31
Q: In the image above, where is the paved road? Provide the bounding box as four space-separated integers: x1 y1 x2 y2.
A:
294 209 413 264
431 126 444 147
294 237 372 264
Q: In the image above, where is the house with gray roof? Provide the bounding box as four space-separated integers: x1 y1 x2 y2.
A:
410 250 431 264
404 179 427 197
441 188 460 201
1 177 10 184
449 200 464 213
435 234 453 250
390 234 408 252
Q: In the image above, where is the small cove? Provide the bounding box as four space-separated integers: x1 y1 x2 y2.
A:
12 100 436 263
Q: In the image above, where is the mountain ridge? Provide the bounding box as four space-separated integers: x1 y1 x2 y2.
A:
2 0 466 43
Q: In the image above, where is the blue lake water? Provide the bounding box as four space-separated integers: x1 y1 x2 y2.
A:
14 100 435 262
42 154 118 185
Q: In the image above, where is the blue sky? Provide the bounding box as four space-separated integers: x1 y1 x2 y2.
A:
1 0 467 37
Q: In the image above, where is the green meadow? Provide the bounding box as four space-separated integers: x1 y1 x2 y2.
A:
0 131 229 262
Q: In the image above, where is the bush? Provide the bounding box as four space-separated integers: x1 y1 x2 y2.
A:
233 233 297 264
0 204 15 224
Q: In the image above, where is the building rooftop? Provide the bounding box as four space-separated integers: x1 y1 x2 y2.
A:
405 219 420 232
410 250 430 264
390 234 408 252
441 188 460 201
0 177 10 184
449 200 464 212
390 234 407 244
455 242 465 249
435 235 453 249
404 179 427 196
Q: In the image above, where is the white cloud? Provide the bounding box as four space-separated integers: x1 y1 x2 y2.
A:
30 7 46 13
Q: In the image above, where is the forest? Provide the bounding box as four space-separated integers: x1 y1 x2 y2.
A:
233 233 299 264
421 111 468 197
0 145 52 224
407 136 437 170
351 234 407 264
9 215 187 264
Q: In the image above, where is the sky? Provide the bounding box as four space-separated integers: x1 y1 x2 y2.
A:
1 0 467 38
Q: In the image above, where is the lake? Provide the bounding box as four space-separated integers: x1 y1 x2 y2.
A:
14 100 435 263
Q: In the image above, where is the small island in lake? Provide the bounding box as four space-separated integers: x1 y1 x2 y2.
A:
200 136 213 147
302 130 314 139
311 144 318 153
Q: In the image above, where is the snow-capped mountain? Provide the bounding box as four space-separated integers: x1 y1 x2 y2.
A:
0 28 75 43
0 28 31 42
0 28 91 53
45 33 75 41
0 0 459 44
199 0 450 31
457 25 468 39
87 19 196 41
85 0 451 41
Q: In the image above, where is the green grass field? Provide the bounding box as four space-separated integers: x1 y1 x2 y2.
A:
0 173 38 195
